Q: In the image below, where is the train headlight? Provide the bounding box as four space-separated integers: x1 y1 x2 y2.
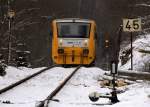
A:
59 39 63 46
83 39 88 47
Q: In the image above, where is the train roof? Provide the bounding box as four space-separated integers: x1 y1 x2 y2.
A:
54 18 95 23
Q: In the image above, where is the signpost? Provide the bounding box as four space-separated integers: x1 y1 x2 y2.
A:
123 18 142 70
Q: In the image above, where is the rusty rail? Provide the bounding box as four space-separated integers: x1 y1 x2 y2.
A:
36 65 81 107
118 70 150 81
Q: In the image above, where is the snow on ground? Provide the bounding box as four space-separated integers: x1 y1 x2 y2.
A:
0 66 150 107
0 66 45 89
0 67 75 107
119 34 150 71
112 82 150 107
49 67 110 107
49 67 150 107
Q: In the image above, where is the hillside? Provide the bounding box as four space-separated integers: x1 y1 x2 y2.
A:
119 34 150 72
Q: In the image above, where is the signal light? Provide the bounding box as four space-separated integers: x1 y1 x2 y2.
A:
84 39 88 47
59 39 63 46
105 40 109 48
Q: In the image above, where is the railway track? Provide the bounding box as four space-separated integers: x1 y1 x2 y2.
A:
118 70 150 81
103 69 150 81
35 67 150 107
36 65 81 107
1 66 149 106
0 64 58 94
103 73 137 82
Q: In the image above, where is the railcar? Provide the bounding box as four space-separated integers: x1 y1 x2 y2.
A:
51 18 97 66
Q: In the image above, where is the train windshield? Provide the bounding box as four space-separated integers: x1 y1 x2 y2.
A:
57 23 90 38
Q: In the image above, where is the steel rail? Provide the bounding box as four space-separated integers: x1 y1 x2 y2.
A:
118 70 150 81
104 70 150 81
0 64 58 94
104 73 137 81
36 65 81 107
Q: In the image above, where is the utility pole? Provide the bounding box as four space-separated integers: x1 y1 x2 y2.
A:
7 0 15 64
7 0 11 64
7 0 10 64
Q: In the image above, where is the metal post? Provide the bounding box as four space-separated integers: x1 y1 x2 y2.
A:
130 32 133 70
7 1 15 65
112 74 115 90
106 54 109 70
110 62 119 103
7 17 12 64
7 0 11 64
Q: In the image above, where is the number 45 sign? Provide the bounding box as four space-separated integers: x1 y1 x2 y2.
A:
123 18 142 32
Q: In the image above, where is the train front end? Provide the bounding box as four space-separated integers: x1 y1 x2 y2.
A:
52 18 96 66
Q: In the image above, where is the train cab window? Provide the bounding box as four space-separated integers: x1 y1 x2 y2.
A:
57 23 90 38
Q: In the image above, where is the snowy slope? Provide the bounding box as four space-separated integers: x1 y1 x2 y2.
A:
0 67 74 107
119 34 150 71
0 66 45 89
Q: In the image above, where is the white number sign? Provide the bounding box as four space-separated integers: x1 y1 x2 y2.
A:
123 18 142 32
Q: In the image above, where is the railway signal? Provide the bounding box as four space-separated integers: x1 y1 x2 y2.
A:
104 33 110 70
105 40 109 48
110 61 119 103
105 33 109 48
111 61 118 75
89 61 119 104
123 18 142 70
